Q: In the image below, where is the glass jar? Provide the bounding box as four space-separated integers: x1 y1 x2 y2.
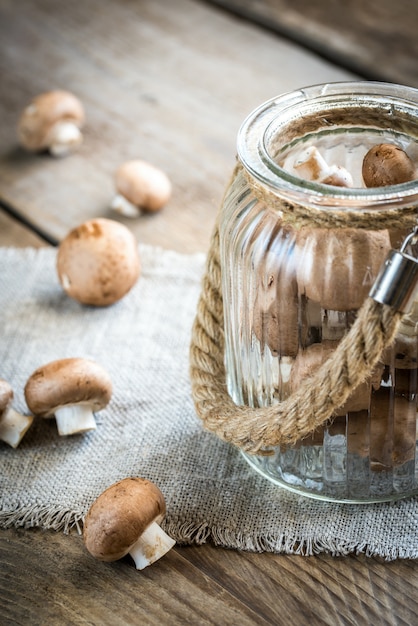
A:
220 82 418 502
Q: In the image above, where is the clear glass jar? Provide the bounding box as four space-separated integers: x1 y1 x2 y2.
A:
220 82 418 502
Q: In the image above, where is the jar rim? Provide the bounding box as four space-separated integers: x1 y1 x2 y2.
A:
237 81 418 211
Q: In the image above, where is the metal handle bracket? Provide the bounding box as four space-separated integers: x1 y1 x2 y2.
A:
369 227 418 313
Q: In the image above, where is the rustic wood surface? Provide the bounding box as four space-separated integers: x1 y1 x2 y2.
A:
0 0 417 625
208 0 418 88
0 0 356 253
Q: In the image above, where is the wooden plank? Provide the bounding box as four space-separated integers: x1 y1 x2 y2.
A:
207 0 418 88
180 544 418 625
0 211 47 248
0 0 356 253
0 528 270 626
1 528 416 625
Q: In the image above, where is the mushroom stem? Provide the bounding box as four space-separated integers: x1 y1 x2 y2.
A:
54 403 97 436
0 407 33 448
128 521 176 570
111 194 141 218
47 121 83 157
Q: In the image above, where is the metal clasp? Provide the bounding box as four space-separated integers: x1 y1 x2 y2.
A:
369 226 418 313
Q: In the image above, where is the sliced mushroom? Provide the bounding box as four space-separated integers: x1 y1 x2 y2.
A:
57 218 141 306
18 90 85 156
83 477 176 570
111 160 172 216
0 379 33 448
24 358 112 436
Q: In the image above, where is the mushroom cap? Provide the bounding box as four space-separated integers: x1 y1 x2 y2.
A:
296 227 391 311
24 357 112 418
57 218 141 306
83 477 166 561
362 143 416 187
115 160 172 212
0 379 13 415
18 90 85 152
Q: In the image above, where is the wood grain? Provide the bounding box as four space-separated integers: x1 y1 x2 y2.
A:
0 0 355 253
0 211 46 248
0 527 416 626
207 0 418 88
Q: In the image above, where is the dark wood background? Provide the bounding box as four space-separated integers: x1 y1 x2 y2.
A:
207 0 418 87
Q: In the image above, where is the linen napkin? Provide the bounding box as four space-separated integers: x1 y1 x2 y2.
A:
0 245 417 560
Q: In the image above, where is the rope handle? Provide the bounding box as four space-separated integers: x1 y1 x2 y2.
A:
190 222 410 455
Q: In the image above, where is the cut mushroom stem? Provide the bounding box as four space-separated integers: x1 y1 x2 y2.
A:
47 121 83 157
83 477 175 570
54 403 97 436
0 405 33 448
129 521 176 570
110 193 141 218
0 379 33 448
24 357 112 436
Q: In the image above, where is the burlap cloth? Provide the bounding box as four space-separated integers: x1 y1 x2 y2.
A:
0 245 417 560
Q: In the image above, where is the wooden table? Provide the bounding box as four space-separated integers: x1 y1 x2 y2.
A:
0 1 417 624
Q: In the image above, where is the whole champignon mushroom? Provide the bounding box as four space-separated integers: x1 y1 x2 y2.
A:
362 143 416 187
111 160 172 217
0 379 33 448
57 218 141 306
83 477 176 570
24 358 112 436
296 227 391 311
18 90 85 156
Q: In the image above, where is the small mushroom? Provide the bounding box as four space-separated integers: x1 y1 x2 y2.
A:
57 218 141 306
83 477 176 570
18 90 85 156
24 357 112 436
362 143 416 187
111 160 172 216
0 379 33 448
282 146 353 187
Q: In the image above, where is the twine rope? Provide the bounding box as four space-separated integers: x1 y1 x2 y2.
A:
189 166 415 455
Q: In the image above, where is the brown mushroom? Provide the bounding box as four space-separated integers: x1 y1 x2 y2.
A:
57 218 141 306
0 379 33 448
83 477 176 570
362 143 416 187
290 342 383 417
295 227 392 311
111 160 172 216
24 358 112 436
18 90 85 156
252 254 299 357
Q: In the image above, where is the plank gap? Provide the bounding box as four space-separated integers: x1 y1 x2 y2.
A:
0 199 59 246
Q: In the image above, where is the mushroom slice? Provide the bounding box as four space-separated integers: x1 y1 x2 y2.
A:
83 477 176 570
18 90 85 156
0 379 33 448
24 358 112 436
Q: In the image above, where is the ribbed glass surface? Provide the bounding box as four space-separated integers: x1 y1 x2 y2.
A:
220 85 418 502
